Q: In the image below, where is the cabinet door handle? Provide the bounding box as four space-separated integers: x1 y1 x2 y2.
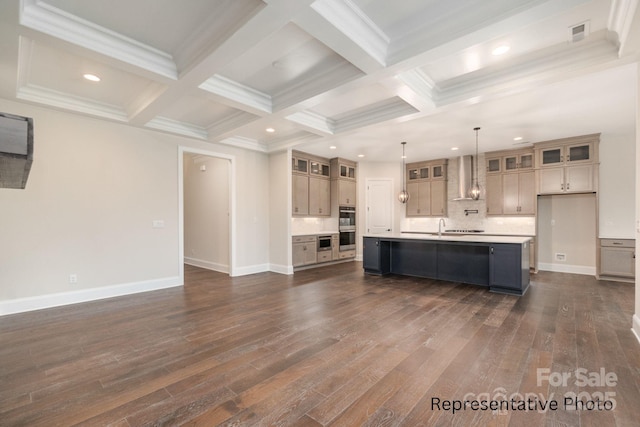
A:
561 184 564 191
567 182 570 190
490 247 494 254
376 241 379 246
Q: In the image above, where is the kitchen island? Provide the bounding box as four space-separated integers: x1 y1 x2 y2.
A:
363 233 531 295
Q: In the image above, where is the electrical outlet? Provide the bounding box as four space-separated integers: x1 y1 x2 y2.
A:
555 253 566 262
152 220 165 228
69 274 78 284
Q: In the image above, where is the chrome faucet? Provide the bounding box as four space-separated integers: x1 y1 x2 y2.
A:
438 218 446 237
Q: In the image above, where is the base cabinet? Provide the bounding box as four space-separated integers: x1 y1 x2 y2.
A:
598 239 635 281
363 237 390 274
489 243 529 295
292 236 317 267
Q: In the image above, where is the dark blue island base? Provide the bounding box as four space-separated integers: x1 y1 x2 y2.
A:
363 235 531 296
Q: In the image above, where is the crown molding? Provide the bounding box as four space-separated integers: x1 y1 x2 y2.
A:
19 0 177 80
436 35 619 106
17 84 128 121
311 0 389 66
266 131 322 153
207 110 260 137
272 61 363 112
145 117 208 140
219 136 268 152
285 111 335 135
333 97 418 133
608 0 640 55
397 69 438 103
199 75 272 114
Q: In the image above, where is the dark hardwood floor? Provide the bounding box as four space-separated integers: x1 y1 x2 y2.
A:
1 262 639 426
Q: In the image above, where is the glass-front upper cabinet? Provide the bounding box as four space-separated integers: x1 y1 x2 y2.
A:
486 157 501 174
340 164 356 179
432 164 445 179
540 142 592 167
567 143 592 163
310 161 330 177
505 152 534 171
292 157 308 174
407 164 429 181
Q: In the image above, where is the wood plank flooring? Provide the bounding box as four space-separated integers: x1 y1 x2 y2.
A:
1 262 639 426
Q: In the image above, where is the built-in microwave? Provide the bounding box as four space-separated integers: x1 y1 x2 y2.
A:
318 235 332 251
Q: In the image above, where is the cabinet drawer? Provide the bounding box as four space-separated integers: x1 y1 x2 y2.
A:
339 249 356 259
293 235 316 244
601 239 634 248
317 251 332 263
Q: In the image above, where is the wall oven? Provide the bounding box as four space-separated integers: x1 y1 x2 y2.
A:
339 206 356 228
339 206 356 251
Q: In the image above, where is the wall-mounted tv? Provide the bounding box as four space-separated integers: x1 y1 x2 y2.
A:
0 112 34 189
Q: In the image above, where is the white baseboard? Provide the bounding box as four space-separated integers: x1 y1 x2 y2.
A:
231 263 269 277
269 263 293 275
632 314 640 345
0 276 181 316
184 257 229 274
538 263 596 276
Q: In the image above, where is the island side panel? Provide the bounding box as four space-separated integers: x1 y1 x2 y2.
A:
363 237 390 274
390 239 438 278
489 242 530 295
437 242 490 286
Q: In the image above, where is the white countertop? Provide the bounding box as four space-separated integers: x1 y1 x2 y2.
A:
366 232 532 244
292 231 339 236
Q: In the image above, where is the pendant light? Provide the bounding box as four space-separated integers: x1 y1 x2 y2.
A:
398 141 410 203
470 127 481 200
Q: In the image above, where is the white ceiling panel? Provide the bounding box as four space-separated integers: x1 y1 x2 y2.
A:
24 40 160 109
0 0 637 161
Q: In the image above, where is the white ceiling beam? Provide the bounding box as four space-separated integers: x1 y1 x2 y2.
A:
609 0 640 56
19 0 178 80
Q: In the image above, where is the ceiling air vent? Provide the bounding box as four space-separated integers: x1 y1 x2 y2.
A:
569 21 590 43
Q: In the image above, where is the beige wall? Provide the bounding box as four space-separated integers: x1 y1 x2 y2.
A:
635 63 640 341
268 150 291 273
600 133 635 238
183 154 230 273
0 98 271 313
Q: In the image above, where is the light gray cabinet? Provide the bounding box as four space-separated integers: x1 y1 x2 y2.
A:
534 134 599 195
599 238 635 281
292 236 317 267
405 159 448 217
309 176 330 216
292 174 309 215
292 150 331 217
484 149 535 216
330 157 357 208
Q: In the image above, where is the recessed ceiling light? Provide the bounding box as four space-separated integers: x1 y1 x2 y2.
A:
329 146 337 150
514 136 523 141
358 154 365 158
265 127 275 133
451 147 459 151
492 45 510 56
83 73 100 82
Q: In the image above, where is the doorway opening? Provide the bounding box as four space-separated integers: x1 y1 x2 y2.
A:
178 147 236 283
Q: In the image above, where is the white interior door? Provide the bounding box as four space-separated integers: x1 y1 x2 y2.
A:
366 179 393 234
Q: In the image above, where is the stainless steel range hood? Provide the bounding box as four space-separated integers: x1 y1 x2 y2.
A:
453 155 475 200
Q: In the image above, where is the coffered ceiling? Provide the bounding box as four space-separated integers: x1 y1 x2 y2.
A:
0 0 638 162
